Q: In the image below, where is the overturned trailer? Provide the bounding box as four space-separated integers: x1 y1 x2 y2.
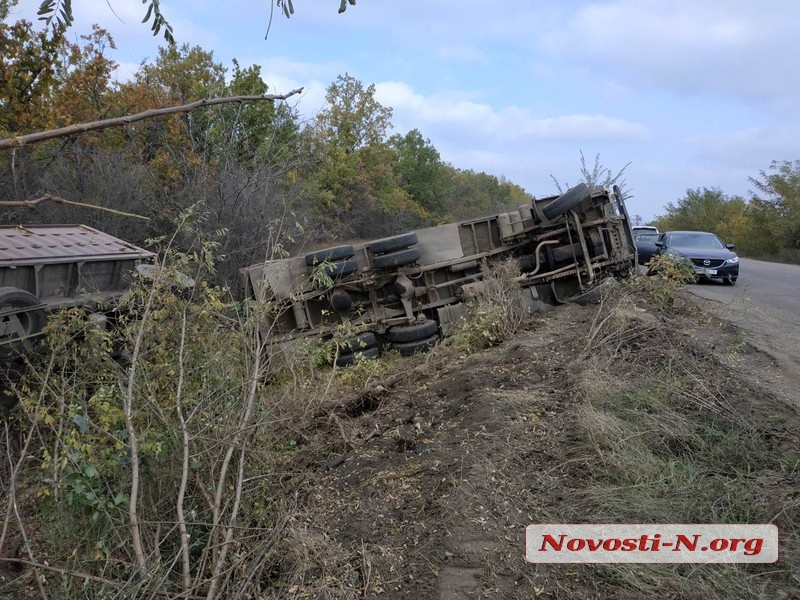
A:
0 224 154 357
241 183 637 365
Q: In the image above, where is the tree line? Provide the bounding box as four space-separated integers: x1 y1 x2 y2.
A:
650 162 800 264
1 3 529 287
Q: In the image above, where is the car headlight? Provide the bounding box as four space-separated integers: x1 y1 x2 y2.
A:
725 256 739 265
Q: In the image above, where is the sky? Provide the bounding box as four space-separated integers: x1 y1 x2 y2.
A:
12 0 800 221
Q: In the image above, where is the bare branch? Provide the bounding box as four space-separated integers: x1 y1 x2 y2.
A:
0 194 150 219
0 91 304 150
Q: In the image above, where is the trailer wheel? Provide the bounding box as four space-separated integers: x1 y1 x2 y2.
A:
541 183 591 220
371 247 422 270
387 318 439 343
367 233 418 255
392 333 439 356
0 287 46 354
304 245 355 266
314 259 359 278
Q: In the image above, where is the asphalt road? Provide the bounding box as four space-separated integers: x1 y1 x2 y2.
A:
687 258 800 326
685 257 800 404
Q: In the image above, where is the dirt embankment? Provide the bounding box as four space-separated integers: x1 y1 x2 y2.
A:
2 284 797 599
263 288 800 599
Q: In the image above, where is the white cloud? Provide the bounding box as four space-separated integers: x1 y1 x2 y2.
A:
542 0 800 107
374 82 649 143
687 125 800 168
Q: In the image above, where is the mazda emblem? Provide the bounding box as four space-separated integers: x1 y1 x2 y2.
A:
703 259 710 266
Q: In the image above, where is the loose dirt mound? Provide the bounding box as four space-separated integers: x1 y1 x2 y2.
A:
265 290 800 599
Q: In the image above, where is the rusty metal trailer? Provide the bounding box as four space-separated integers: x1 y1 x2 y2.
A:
0 224 153 355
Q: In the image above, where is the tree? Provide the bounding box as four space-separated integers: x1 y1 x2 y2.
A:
750 160 800 249
389 128 449 214
651 187 746 239
318 73 392 155
0 0 64 135
442 167 528 220
307 73 426 238
650 186 783 257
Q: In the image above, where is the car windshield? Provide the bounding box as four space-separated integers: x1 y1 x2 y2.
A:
635 233 660 242
668 233 725 249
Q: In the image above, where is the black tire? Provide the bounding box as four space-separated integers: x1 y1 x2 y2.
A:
393 333 439 356
722 276 738 286
541 183 591 220
313 259 359 278
388 319 439 343
0 287 46 353
367 233 418 255
371 247 422 270
304 245 355 266
338 332 378 353
336 346 380 367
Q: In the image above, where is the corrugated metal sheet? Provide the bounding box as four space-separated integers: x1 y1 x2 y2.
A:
0 224 153 266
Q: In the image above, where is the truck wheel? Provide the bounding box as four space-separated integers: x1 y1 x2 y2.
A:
305 245 355 266
336 346 380 367
367 233 418 255
338 331 378 353
371 247 422 270
393 333 439 356
388 318 439 343
0 287 46 353
314 259 359 278
542 183 591 220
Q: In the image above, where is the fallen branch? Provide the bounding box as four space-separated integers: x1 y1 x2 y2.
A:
0 557 118 588
0 90 304 150
0 194 149 219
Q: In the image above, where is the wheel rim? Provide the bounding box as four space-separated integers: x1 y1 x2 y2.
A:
1 303 37 341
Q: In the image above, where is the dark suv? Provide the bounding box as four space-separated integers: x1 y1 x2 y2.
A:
653 230 739 285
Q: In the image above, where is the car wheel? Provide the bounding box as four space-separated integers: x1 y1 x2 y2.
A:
541 183 591 220
722 276 738 286
371 247 422 270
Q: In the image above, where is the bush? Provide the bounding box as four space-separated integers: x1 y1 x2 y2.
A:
449 259 533 352
636 254 696 310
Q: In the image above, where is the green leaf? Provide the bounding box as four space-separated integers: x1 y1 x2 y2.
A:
71 413 89 433
142 3 153 24
37 0 55 17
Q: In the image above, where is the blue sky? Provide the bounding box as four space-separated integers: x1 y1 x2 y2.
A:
13 0 800 221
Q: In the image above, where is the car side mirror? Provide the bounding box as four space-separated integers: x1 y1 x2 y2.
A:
726 243 735 250
655 241 664 248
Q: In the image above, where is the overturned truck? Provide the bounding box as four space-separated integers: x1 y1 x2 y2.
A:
241 183 637 365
